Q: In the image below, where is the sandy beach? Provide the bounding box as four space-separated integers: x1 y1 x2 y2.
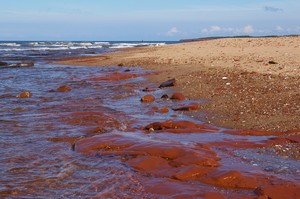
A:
58 36 300 132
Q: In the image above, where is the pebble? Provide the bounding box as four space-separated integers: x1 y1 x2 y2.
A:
141 94 155 103
16 91 32 98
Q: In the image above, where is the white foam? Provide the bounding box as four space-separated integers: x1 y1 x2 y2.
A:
0 41 167 52
0 43 21 47
109 42 166 49
94 42 110 45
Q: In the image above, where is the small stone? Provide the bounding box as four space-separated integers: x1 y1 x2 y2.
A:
159 78 176 88
268 61 278 64
161 94 169 99
16 91 32 98
118 63 124 66
141 94 155 103
57 86 72 92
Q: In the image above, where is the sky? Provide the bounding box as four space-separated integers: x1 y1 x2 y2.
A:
0 0 299 41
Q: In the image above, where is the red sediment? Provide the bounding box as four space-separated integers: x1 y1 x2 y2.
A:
173 165 215 180
170 92 186 101
85 126 107 134
210 140 264 149
74 134 136 153
48 137 78 144
126 156 173 177
148 106 170 114
287 134 300 143
198 170 269 189
255 183 300 199
144 120 219 133
203 192 226 199
75 133 221 169
89 72 139 81
63 111 129 134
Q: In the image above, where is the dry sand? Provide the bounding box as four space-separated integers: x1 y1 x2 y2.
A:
57 36 300 132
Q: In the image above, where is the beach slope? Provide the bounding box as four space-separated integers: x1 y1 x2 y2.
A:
57 37 300 131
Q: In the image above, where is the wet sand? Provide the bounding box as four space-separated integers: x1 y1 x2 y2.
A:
57 36 300 132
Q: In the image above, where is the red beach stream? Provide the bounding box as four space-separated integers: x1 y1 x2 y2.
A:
0 64 299 198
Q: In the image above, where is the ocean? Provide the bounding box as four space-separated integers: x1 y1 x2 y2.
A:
0 41 175 63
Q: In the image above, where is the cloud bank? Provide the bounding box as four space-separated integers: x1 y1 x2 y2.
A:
201 25 255 35
166 27 179 36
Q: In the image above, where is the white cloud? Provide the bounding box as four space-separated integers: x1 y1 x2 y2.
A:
201 25 255 35
210 25 221 32
201 28 208 33
166 27 179 36
243 25 254 34
276 25 283 31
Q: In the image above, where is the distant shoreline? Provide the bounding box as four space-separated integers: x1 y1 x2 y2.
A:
179 34 300 43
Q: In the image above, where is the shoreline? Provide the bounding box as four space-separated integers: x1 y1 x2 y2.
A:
56 36 300 132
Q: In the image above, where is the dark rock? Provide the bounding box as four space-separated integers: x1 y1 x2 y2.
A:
161 94 169 99
170 92 186 101
268 61 278 64
159 78 176 88
118 63 125 66
124 69 131 72
0 61 8 66
141 94 155 103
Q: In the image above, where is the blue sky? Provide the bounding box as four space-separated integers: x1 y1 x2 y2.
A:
0 0 299 41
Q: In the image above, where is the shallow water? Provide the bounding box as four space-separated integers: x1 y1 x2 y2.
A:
0 64 299 198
